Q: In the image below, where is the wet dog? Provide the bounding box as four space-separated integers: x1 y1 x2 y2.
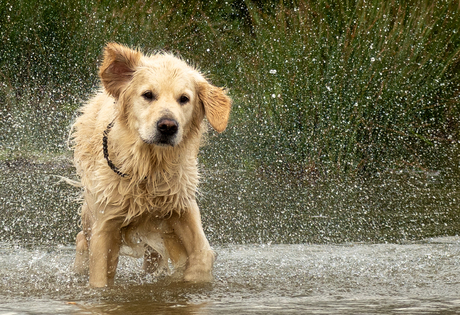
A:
71 43 231 287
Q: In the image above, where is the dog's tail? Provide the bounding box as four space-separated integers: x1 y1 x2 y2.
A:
53 175 83 188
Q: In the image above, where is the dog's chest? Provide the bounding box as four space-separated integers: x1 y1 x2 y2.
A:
120 168 198 217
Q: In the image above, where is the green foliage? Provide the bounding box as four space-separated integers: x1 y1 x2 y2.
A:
231 0 460 173
1 0 459 173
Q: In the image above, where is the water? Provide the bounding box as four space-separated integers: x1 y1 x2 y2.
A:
1 240 460 314
1 159 460 314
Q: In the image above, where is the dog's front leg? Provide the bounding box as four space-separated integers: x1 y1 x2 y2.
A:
169 200 215 282
89 217 123 287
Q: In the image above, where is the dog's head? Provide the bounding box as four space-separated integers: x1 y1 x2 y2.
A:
99 43 232 147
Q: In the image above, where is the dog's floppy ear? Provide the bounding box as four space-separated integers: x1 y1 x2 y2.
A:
99 43 142 98
197 82 232 133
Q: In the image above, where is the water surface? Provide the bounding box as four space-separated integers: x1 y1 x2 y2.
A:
1 239 460 314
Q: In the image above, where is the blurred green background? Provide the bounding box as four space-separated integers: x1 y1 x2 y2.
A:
2 0 459 173
1 0 460 245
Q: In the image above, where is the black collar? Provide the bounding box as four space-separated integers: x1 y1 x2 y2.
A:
102 120 128 178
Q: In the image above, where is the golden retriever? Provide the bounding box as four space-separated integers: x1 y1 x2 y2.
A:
71 43 231 287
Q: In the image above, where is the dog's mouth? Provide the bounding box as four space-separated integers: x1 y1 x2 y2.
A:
142 118 180 147
144 137 176 147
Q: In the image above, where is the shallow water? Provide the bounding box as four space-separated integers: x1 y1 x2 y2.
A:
1 160 460 314
1 238 460 314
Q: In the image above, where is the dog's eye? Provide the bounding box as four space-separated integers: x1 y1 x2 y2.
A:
142 91 155 101
179 95 190 105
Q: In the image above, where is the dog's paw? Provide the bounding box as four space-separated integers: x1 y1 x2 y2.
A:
73 253 89 275
183 249 215 282
73 263 89 276
183 266 213 282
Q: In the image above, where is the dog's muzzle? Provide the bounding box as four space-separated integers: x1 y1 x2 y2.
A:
155 118 179 146
157 118 178 136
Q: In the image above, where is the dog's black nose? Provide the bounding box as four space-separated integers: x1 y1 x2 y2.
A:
157 118 178 136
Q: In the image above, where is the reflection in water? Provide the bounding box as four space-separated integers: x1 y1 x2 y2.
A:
70 295 211 315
